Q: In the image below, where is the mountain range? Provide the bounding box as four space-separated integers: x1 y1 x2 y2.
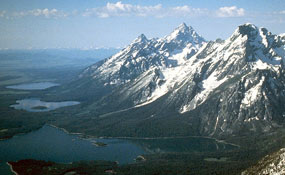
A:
51 23 285 138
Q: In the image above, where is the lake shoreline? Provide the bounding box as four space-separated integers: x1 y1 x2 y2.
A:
1 123 240 148
6 82 59 90
11 98 80 112
47 124 240 148
0 124 147 168
7 162 18 175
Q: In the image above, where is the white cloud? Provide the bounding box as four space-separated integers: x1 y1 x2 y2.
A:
83 1 162 18
14 8 68 18
82 2 209 18
31 9 58 18
172 6 191 15
0 3 246 20
171 6 208 17
216 6 245 17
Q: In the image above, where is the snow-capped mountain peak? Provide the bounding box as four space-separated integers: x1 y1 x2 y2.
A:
69 23 285 139
228 23 285 70
133 24 285 117
280 33 285 42
237 23 257 34
230 23 259 42
81 23 206 86
165 23 205 45
178 22 188 29
133 33 148 43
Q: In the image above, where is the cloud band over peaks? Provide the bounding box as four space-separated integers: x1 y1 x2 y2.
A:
0 2 246 19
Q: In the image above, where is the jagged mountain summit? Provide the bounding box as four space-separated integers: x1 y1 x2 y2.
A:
54 23 285 138
80 23 206 86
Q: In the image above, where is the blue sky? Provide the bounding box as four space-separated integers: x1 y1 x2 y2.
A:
0 0 284 49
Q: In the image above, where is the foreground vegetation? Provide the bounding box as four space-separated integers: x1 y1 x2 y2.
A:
7 144 285 175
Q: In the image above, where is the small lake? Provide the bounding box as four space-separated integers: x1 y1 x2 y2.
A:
10 98 80 112
6 82 59 90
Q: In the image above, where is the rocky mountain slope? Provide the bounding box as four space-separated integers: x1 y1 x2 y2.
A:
53 23 285 138
242 148 285 175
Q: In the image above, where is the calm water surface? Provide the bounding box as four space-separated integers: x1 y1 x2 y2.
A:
0 125 237 174
6 82 59 90
11 98 80 112
130 137 236 153
0 125 146 174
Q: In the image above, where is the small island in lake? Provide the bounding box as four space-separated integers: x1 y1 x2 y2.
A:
92 142 107 147
31 106 48 110
135 155 146 162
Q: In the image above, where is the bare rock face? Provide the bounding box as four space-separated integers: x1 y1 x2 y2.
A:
242 148 285 175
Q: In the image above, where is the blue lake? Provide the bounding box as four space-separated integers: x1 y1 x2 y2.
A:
0 125 237 174
129 137 236 153
11 98 80 112
0 125 146 174
6 82 59 90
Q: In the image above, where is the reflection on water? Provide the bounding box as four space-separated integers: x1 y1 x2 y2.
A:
6 82 59 90
11 98 80 112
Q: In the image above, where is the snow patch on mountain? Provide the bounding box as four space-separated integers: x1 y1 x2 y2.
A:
168 43 201 65
135 41 209 108
180 71 228 113
135 65 186 107
241 76 264 108
244 116 259 122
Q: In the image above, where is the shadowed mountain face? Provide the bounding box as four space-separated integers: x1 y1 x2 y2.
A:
52 23 285 138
